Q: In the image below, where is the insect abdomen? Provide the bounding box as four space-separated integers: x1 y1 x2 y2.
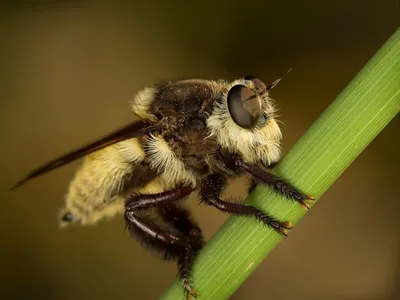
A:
60 138 147 226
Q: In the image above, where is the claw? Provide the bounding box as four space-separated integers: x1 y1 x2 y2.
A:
183 278 199 300
186 288 199 300
281 221 293 229
279 228 289 236
271 220 293 236
299 198 314 210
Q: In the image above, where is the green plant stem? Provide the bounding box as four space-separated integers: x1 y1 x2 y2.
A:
160 27 400 300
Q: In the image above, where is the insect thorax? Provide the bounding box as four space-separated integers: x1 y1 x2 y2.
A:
132 79 283 184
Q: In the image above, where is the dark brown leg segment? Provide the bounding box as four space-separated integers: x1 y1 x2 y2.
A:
124 211 185 259
125 186 194 211
201 174 292 236
158 204 204 300
226 155 314 209
124 187 202 300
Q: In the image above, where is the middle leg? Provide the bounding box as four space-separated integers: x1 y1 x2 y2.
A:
201 174 293 236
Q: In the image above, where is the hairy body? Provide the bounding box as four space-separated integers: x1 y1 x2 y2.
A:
62 78 282 227
13 75 314 299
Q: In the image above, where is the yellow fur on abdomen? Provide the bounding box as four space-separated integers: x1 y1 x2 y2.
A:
60 138 146 227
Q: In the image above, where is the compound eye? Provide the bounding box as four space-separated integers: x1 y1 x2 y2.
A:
227 84 261 129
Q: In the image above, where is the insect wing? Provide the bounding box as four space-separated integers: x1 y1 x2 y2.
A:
10 120 162 190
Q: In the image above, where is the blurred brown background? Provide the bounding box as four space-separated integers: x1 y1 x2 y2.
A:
1 1 399 300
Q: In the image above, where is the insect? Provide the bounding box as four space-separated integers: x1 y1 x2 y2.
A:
11 72 314 299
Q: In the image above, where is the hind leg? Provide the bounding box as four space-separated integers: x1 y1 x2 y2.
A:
158 203 205 299
124 188 204 299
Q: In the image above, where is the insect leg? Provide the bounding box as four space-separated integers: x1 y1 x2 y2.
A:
124 186 195 257
125 186 194 211
201 174 292 236
226 156 314 209
158 204 204 247
158 204 204 300
124 188 201 299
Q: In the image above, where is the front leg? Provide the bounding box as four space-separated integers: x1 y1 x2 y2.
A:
201 174 293 236
225 155 315 209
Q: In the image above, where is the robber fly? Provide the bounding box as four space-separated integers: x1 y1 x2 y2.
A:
11 72 314 299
